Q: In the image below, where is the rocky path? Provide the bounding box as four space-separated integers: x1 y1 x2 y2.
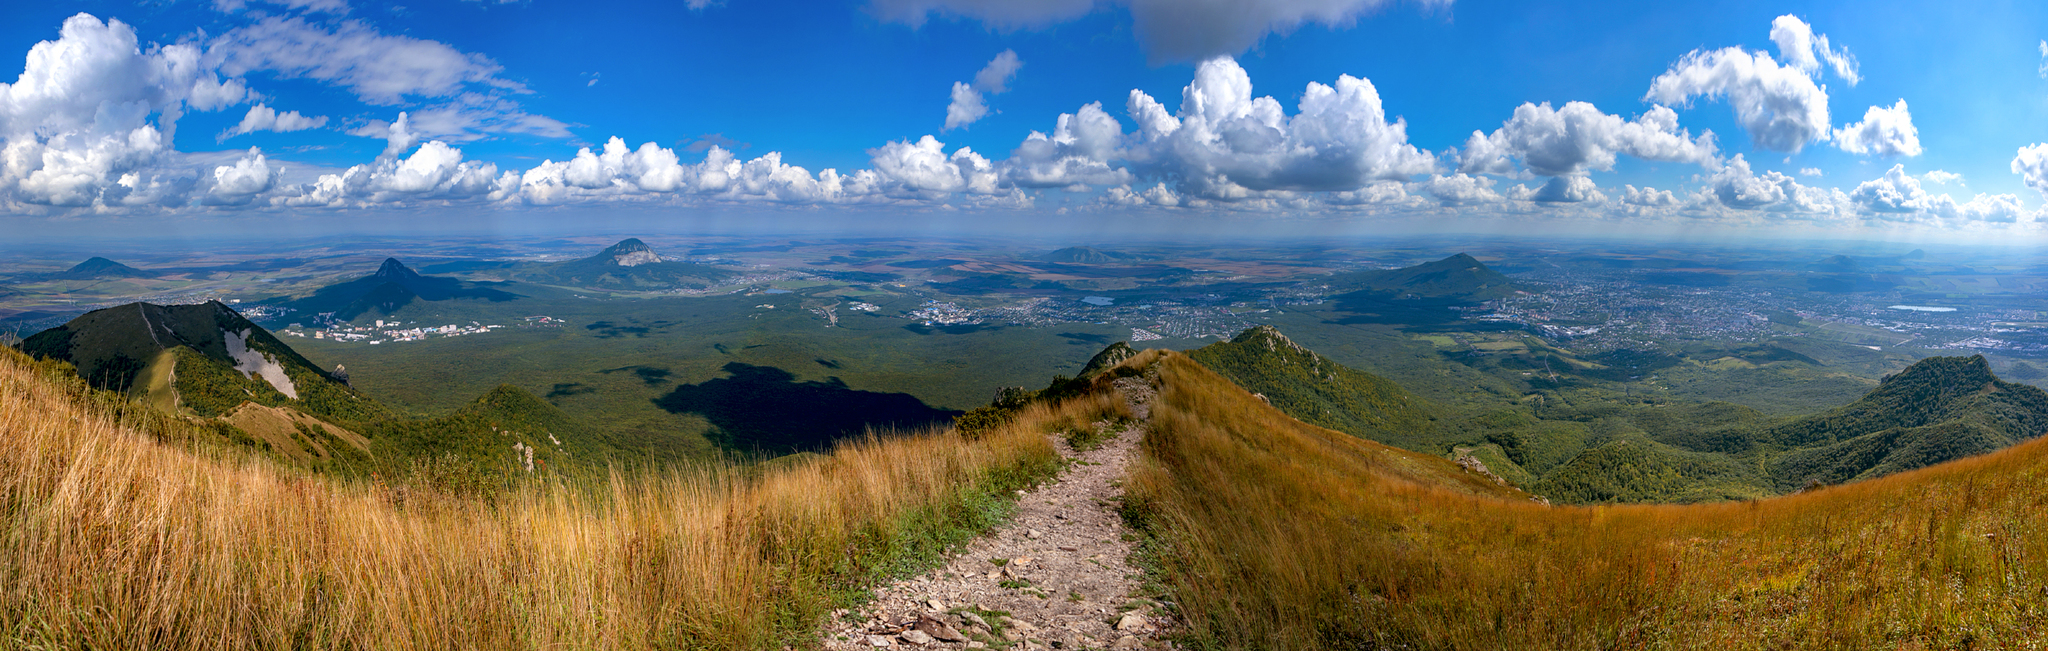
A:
820 378 1171 650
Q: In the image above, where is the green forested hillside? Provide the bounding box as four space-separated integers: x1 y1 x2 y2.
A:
1188 326 1450 451
1187 326 2048 504
1767 355 2048 489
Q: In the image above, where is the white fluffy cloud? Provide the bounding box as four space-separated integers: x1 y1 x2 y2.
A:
2012 143 2048 199
0 14 254 208
1530 174 1604 203
870 0 1448 62
945 50 1023 131
1458 102 1716 177
1102 182 1181 207
1833 99 1921 157
1848 164 1927 214
1421 173 1501 206
1621 184 1677 206
220 103 328 140
1923 170 1962 185
1707 154 1846 215
868 135 1000 195
1645 15 1848 153
1121 57 1436 200
1768 15 1859 85
1003 102 1132 188
944 83 988 132
1850 164 2025 224
200 148 282 205
280 139 511 207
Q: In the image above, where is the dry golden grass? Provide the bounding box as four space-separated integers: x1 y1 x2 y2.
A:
1126 352 2048 650
0 348 1067 649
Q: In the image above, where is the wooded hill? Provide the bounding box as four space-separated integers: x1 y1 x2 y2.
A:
1187 325 2048 504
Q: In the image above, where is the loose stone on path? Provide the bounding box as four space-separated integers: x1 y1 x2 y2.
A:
821 379 1173 650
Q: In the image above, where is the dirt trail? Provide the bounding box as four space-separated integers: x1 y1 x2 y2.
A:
821 378 1171 650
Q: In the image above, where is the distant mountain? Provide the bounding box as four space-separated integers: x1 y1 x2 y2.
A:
55 256 155 280
1324 253 1515 300
15 301 376 424
1769 355 2048 489
526 238 733 289
1188 326 1448 450
276 258 521 321
1040 247 1134 264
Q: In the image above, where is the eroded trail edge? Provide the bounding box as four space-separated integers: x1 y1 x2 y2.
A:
823 377 1172 650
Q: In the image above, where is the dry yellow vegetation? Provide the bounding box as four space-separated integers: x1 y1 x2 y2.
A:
0 347 1066 649
1125 351 2048 650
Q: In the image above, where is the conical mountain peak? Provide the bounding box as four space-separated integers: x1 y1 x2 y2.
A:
602 238 661 267
373 258 421 281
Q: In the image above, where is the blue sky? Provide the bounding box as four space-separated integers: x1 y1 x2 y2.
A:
4 0 2048 239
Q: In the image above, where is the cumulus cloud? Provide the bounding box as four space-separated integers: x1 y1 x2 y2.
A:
1530 174 1604 203
2011 143 2048 199
1850 164 2025 224
1457 102 1716 178
868 135 999 195
1799 167 1822 177
1707 154 1845 214
1103 182 1181 207
1833 100 1921 157
944 83 988 132
1923 170 1962 185
349 112 421 159
1768 15 1858 85
1926 193 2027 224
974 49 1023 93
0 14 255 208
220 103 328 141
280 139 511 206
200 148 281 205
945 50 1023 131
869 0 1446 62
1621 184 1677 206
1003 102 1132 188
1847 164 1926 214
1645 15 1851 153
1121 57 1436 200
1421 173 1500 206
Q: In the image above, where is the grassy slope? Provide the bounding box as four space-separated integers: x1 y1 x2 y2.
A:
0 344 1085 649
1125 350 2048 649
1186 325 1449 451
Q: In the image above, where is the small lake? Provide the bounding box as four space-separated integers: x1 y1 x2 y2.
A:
1888 305 1956 312
1081 296 1115 306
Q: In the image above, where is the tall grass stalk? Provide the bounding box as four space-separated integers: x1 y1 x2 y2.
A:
0 348 1066 649
1126 353 2048 650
